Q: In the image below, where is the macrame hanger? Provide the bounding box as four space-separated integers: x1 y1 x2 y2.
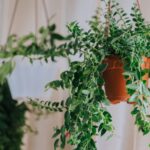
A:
42 0 49 26
35 0 38 41
6 0 19 42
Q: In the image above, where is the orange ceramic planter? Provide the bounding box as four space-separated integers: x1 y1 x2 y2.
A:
102 56 129 104
103 56 150 105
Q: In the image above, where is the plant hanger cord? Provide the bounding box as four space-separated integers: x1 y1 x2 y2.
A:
35 0 38 42
42 0 49 27
35 0 50 41
6 0 20 42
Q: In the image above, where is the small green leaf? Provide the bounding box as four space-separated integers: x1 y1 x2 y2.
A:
131 107 139 115
98 123 104 132
82 90 89 95
54 139 59 150
101 128 107 136
52 33 66 40
128 93 138 102
53 129 61 138
49 24 56 32
126 84 137 90
45 80 63 90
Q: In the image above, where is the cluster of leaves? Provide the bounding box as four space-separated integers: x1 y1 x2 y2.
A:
0 24 71 62
0 81 27 150
48 60 114 149
123 4 150 135
36 0 150 149
29 98 66 113
0 61 15 84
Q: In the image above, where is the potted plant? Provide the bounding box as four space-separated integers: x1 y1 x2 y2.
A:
30 0 150 149
0 24 71 100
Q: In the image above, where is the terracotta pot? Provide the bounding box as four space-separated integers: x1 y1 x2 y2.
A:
102 56 129 104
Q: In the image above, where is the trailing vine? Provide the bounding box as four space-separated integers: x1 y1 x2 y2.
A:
34 1 150 149
29 98 66 113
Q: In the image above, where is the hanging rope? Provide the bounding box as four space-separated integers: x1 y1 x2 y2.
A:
42 0 49 26
136 0 141 11
7 0 19 40
35 0 38 41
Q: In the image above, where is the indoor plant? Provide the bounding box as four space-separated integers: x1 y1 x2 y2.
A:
32 0 150 149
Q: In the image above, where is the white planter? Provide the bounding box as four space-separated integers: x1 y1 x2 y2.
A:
8 56 68 100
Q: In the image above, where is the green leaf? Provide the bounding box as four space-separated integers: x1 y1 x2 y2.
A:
82 90 89 95
54 139 59 150
53 129 61 138
128 93 138 102
45 80 63 90
60 134 66 149
131 107 139 115
142 84 150 96
98 123 104 132
101 128 107 136
61 101 65 107
49 24 56 32
52 33 66 40
126 84 137 90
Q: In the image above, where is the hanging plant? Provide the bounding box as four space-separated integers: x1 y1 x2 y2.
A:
0 24 71 62
0 0 76 149
0 0 72 62
29 0 150 149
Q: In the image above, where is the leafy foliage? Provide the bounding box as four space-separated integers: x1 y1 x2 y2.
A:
29 98 66 112
0 81 27 150
37 1 150 149
0 61 15 84
0 24 71 62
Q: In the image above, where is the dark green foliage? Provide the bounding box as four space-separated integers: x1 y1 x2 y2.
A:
0 82 27 150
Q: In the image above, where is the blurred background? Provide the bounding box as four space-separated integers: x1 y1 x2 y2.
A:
0 0 150 150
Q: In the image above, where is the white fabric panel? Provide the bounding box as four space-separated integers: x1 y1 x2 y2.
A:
8 57 68 99
96 103 135 150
